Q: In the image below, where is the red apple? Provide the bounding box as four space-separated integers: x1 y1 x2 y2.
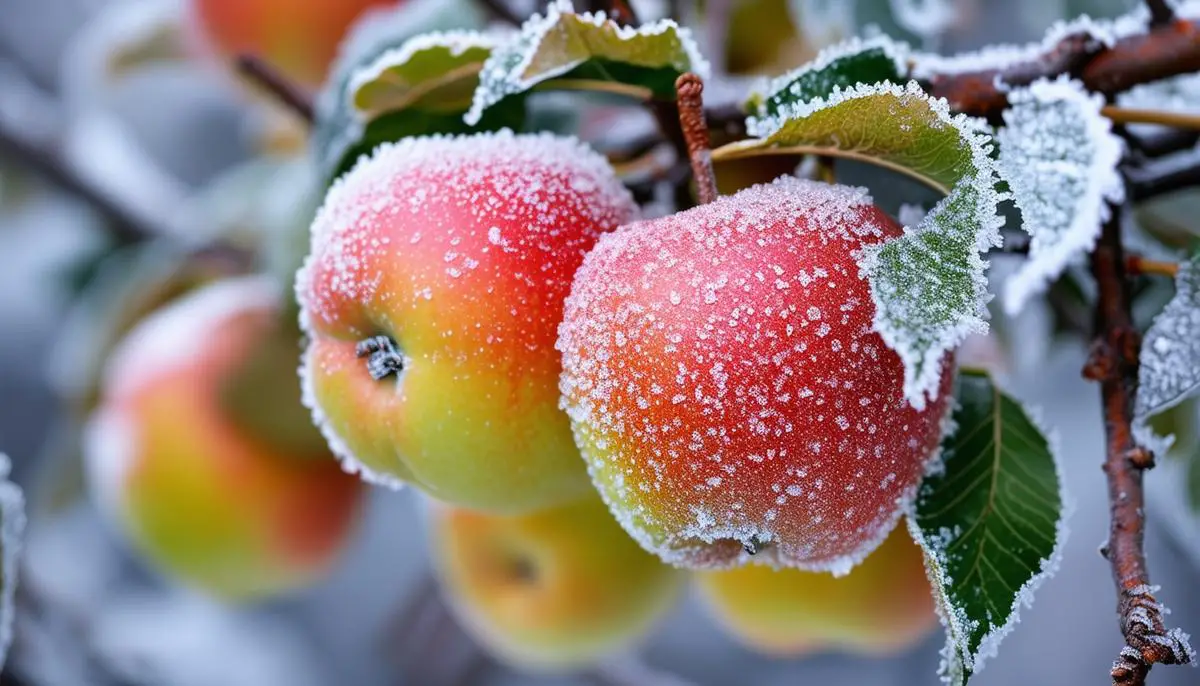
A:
85 277 364 600
557 176 952 572
187 0 401 87
297 130 638 512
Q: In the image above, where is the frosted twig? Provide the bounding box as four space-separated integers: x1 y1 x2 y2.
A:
1125 255 1180 278
234 53 315 124
1085 206 1194 686
674 73 717 204
924 19 1200 119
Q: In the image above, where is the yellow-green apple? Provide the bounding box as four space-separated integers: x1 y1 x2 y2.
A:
297 130 637 512
427 494 684 671
557 176 953 571
696 522 937 656
187 0 401 87
84 276 365 601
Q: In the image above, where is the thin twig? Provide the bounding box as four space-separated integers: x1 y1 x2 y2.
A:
0 101 157 244
1127 152 1200 201
1128 128 1200 158
1103 105 1200 131
476 0 525 25
1125 255 1179 277
675 73 717 205
923 18 1200 119
1084 205 1194 686
234 54 315 124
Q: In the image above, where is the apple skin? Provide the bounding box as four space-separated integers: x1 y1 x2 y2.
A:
187 0 401 87
696 522 937 657
297 131 637 513
557 176 953 572
84 277 364 601
427 495 685 671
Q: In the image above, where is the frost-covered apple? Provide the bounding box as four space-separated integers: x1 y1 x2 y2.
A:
84 277 364 600
557 176 952 572
298 130 637 512
427 494 683 671
696 523 937 656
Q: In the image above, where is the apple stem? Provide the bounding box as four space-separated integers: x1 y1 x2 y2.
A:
235 53 315 125
357 335 405 381
674 73 718 205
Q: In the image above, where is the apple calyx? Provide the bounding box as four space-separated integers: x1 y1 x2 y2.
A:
355 335 404 381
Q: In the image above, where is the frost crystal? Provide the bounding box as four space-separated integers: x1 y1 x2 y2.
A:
1137 255 1200 419
347 30 499 117
999 77 1125 316
464 0 708 126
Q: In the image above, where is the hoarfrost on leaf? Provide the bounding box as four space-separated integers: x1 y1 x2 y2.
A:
349 31 499 119
463 0 709 125
719 73 1005 410
998 77 1125 316
0 453 26 671
1137 254 1200 419
909 370 1069 685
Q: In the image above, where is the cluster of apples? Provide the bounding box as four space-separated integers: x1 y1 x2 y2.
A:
296 128 948 667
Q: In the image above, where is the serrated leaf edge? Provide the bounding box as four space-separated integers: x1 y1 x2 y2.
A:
908 374 1073 684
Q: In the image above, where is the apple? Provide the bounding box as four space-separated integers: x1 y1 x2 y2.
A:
696 522 937 656
187 0 401 87
297 130 638 512
84 276 364 601
427 494 684 671
557 175 953 572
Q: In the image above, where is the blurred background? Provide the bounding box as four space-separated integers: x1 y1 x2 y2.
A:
1 0 1199 684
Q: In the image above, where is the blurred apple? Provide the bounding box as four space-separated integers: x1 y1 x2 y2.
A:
427 495 685 671
696 523 937 656
84 276 365 600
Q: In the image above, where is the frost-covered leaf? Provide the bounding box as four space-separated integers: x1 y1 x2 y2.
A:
312 0 489 182
464 0 708 125
998 77 1125 315
1137 253 1200 419
746 36 908 123
718 76 1004 409
350 32 497 120
909 370 1067 685
0 454 26 670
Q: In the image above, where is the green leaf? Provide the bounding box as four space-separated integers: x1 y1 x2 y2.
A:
909 369 1068 685
464 0 709 126
350 32 497 119
997 77 1125 316
717 73 1003 409
746 36 908 121
0 454 25 671
312 0 488 183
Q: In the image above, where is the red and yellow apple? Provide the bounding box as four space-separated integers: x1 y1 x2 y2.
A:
427 495 684 671
297 130 637 512
84 276 364 600
557 176 952 571
697 522 937 656
187 0 401 87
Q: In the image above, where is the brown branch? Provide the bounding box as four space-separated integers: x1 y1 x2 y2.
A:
1102 105 1200 131
924 18 1200 119
0 103 156 245
1084 205 1194 686
675 73 717 205
476 0 524 25
1127 152 1200 201
1128 128 1200 158
234 54 315 124
1125 255 1179 277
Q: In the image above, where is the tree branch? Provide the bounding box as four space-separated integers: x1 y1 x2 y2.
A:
1084 205 1194 686
1126 150 1200 201
924 18 1200 119
234 54 315 124
1144 0 1176 27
